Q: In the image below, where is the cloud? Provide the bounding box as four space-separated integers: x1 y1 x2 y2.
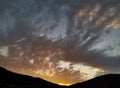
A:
0 46 9 57
33 59 104 83
0 0 120 81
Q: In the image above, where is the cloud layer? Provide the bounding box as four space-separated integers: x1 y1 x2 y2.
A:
0 0 120 84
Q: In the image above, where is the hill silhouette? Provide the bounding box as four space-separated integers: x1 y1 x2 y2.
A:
1 67 120 88
70 74 120 88
0 67 64 88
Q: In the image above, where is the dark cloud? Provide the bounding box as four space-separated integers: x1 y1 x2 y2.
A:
0 0 120 76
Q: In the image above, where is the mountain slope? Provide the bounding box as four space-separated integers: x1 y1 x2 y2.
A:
0 67 64 88
70 74 120 88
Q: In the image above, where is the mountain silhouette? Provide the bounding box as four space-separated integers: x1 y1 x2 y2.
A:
70 74 120 88
1 67 120 88
0 67 64 88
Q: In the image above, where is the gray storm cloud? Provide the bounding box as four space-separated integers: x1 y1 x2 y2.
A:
0 0 120 73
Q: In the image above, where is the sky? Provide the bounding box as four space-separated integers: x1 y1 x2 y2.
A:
0 0 120 85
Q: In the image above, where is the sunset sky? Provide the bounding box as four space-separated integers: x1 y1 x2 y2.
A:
0 0 120 85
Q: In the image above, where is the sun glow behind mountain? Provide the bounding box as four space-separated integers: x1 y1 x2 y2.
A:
31 59 104 84
58 83 71 86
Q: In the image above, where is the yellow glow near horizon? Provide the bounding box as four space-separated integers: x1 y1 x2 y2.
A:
58 83 71 86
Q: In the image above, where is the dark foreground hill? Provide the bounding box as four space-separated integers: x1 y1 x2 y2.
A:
0 67 64 88
70 74 120 88
1 67 120 88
